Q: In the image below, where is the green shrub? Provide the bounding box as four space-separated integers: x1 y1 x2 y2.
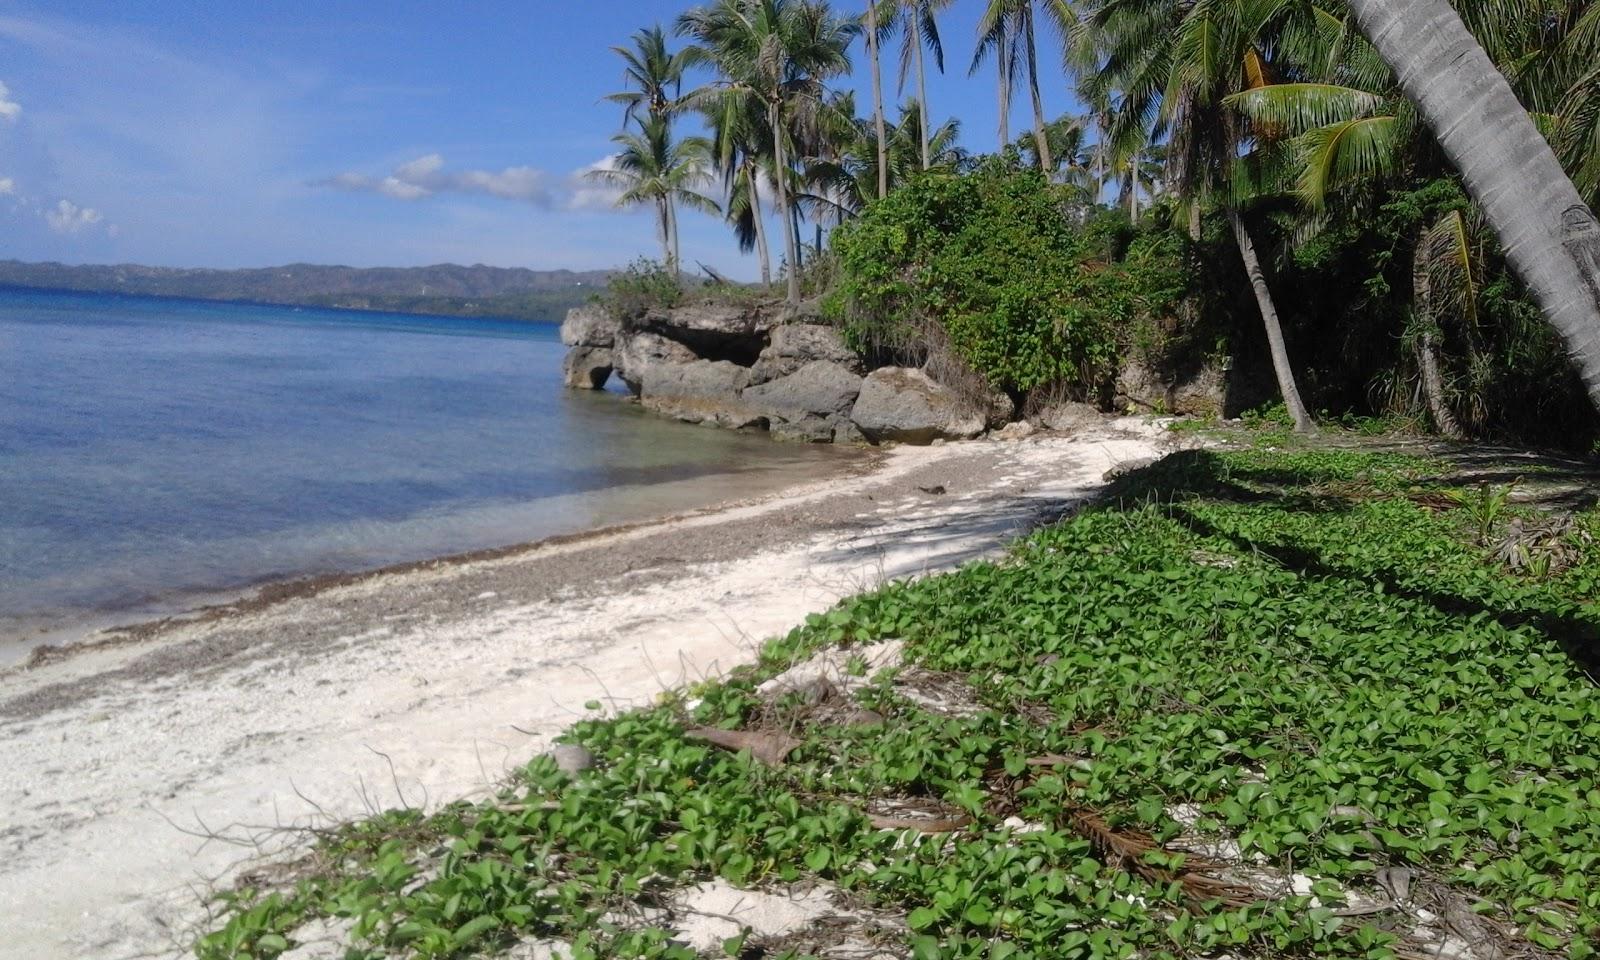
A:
600 258 682 320
827 160 1185 397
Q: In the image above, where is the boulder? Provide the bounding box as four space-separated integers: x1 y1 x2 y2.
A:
993 420 1036 441
770 417 840 443
1116 359 1226 416
749 324 861 384
562 346 613 390
1035 401 1103 433
614 330 698 395
743 360 862 420
637 301 778 364
849 367 986 445
640 359 763 428
560 304 619 348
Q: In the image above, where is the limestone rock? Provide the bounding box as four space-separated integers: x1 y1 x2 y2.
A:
744 360 862 420
560 304 619 348
614 330 698 395
1116 359 1226 416
749 323 861 384
637 300 777 364
640 359 763 428
561 346 613 390
994 420 1036 441
849 367 986 445
1035 401 1103 433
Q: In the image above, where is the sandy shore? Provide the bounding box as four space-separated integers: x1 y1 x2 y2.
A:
0 418 1172 960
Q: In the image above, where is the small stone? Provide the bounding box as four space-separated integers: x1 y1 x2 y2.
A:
550 744 594 775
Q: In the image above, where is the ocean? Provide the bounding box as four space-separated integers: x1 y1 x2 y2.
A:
0 287 858 655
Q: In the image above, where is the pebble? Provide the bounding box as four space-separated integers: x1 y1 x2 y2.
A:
550 744 594 775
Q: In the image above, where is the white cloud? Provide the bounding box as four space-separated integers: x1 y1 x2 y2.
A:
0 81 19 121
320 153 553 205
565 154 626 211
45 198 102 233
0 177 14 195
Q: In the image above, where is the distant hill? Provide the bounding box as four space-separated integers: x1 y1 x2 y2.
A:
0 260 613 323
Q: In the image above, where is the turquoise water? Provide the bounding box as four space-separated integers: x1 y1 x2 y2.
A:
0 288 856 647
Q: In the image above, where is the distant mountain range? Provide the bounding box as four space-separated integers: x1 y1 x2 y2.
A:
0 260 613 323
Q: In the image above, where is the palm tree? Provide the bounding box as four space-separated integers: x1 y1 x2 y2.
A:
974 1 1070 173
587 116 721 272
678 0 856 308
882 0 954 170
1342 0 1600 412
806 98 964 218
603 26 698 126
707 95 778 285
1079 0 1318 432
864 1 890 200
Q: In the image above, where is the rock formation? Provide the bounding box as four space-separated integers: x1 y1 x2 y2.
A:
559 301 1009 445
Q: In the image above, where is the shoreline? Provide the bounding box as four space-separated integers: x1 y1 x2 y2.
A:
9 446 885 673
0 419 1176 960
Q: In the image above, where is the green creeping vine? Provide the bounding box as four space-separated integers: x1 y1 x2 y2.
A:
198 448 1600 960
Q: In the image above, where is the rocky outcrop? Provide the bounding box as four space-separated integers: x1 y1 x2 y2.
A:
849 368 986 444
562 346 614 390
614 331 698 395
750 324 862 384
640 360 763 428
560 304 620 348
636 302 778 365
744 360 864 444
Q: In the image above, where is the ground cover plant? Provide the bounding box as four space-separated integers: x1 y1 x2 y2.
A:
198 444 1600 960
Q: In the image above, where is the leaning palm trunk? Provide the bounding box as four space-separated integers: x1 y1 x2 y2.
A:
1022 9 1052 173
656 197 673 269
768 103 802 308
1346 0 1600 412
867 1 889 199
1230 211 1315 433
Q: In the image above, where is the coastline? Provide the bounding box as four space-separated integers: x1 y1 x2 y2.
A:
0 419 1176 960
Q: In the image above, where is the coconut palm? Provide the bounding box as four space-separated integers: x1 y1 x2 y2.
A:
1340 0 1600 413
881 0 954 170
587 116 721 272
864 1 890 199
1078 0 1319 432
973 1 1072 173
678 0 857 308
805 98 964 218
706 94 778 285
603 26 698 126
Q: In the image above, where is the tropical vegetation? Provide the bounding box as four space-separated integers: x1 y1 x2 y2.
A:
584 0 1600 453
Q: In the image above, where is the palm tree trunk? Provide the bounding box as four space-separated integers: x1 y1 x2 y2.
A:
866 0 889 200
667 197 681 274
656 197 672 268
747 162 772 287
769 102 802 307
1412 238 1463 439
1230 210 1315 433
913 14 931 170
1346 0 1600 412
1129 168 1139 223
996 21 1010 151
1022 8 1052 174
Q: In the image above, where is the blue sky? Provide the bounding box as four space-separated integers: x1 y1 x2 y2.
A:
0 1 1081 278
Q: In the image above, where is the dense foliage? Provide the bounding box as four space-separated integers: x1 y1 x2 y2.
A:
198 442 1600 959
828 161 1186 399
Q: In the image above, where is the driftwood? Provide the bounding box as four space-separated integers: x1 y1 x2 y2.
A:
864 812 973 833
684 727 801 766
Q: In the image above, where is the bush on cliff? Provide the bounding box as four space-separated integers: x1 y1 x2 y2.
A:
827 160 1186 400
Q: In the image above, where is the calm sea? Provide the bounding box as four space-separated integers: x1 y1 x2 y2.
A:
0 288 857 654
